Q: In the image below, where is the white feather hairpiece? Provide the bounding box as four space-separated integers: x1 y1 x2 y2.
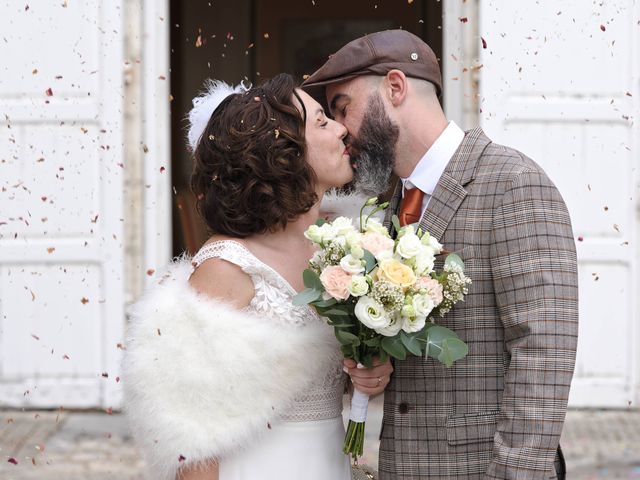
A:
186 79 251 151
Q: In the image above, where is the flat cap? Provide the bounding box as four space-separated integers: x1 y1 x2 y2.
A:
302 29 442 102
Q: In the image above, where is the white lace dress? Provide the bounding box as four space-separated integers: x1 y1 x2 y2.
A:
192 240 352 480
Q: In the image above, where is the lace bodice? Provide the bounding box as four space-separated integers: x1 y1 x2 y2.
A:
192 240 346 422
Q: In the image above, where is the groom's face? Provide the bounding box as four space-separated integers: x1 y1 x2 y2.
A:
326 78 400 196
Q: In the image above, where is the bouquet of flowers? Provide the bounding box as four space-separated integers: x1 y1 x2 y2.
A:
293 198 471 461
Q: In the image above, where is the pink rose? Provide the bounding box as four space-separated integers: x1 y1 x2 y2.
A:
320 265 352 300
415 276 444 305
360 232 394 259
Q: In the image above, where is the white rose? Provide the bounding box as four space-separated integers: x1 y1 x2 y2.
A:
344 230 361 250
340 254 365 274
414 251 435 275
396 233 423 259
364 218 389 235
332 216 355 235
375 314 403 337
421 232 443 254
319 223 338 242
350 244 364 260
348 275 369 297
333 235 347 248
354 296 390 330
304 224 323 244
412 293 435 318
402 315 427 333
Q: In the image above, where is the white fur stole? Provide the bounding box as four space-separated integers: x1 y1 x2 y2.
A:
122 258 338 479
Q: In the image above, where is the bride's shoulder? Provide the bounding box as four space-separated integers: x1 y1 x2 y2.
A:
190 237 255 308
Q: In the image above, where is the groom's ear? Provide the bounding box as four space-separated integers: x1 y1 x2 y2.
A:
384 70 408 107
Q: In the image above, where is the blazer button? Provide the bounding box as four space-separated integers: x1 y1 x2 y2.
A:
398 402 410 414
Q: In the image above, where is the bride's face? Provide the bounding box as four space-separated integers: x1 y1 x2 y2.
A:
294 89 353 192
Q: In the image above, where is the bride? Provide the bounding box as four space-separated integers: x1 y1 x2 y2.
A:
123 73 356 479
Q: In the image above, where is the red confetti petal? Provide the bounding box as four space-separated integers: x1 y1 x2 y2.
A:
600 24 606 31
45 88 53 97
159 166 166 173
481 37 487 49
101 372 109 378
8 458 18 465
81 297 89 304
105 407 113 415
459 17 468 23
146 269 155 276
178 455 186 462
577 236 584 242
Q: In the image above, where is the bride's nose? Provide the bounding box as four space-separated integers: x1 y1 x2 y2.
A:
336 121 347 140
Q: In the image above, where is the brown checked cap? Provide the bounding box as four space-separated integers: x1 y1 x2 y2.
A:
302 29 442 102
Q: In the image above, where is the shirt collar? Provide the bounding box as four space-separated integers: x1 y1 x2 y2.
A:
401 121 465 195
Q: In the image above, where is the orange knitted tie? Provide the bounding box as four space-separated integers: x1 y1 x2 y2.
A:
398 187 425 226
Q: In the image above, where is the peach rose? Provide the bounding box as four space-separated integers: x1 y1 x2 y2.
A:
319 265 353 300
377 258 416 288
360 232 394 260
415 276 444 305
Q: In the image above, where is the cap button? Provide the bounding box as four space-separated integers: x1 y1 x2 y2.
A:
410 52 419 61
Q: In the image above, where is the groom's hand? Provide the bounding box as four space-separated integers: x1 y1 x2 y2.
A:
343 358 393 396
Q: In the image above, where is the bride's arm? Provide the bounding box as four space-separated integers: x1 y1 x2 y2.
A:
177 463 219 480
178 256 254 480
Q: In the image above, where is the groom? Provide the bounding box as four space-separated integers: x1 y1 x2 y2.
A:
303 30 579 479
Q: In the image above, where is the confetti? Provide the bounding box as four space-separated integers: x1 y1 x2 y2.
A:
157 328 162 336
101 372 109 378
577 236 584 242
105 407 113 415
274 129 280 139
263 33 270 39
147 269 155 276
91 214 99 223
481 37 487 49
31 334 40 340
459 17 468 23
179 455 186 462
600 24 606 31
613 224 620 232
160 166 166 173
81 297 89 304
195 34 203 48
45 88 53 96
47 247 55 253
63 354 70 360
8 458 18 465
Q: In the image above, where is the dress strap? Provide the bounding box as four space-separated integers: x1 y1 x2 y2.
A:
192 240 258 273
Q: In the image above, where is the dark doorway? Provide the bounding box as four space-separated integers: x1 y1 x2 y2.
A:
169 0 443 256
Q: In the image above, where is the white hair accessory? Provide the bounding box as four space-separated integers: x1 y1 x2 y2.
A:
186 79 250 151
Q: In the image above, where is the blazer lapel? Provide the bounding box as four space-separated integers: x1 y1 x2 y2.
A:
418 128 491 241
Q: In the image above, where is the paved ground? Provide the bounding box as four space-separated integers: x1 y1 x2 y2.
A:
1 399 639 479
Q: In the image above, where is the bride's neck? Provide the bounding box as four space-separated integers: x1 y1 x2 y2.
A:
259 192 324 246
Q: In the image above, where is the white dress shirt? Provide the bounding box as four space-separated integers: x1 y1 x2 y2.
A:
401 121 465 215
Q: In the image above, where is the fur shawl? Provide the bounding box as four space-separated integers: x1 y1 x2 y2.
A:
122 258 339 479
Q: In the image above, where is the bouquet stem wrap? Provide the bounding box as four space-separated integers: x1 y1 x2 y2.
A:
344 386 369 458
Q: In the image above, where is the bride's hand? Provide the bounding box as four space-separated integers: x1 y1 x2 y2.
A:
343 358 393 396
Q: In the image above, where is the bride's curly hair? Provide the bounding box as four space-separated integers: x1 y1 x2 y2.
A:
190 73 317 238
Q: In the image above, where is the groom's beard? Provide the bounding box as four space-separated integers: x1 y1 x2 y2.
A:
349 94 400 196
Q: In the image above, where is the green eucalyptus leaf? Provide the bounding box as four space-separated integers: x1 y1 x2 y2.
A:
325 321 356 328
321 308 350 316
315 218 327 227
292 288 321 306
381 335 407 360
302 269 323 290
311 297 337 308
335 329 361 346
391 215 401 233
423 325 468 366
363 337 381 347
362 249 377 274
445 253 465 270
400 331 423 356
437 337 469 367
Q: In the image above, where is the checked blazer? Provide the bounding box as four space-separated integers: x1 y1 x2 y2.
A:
380 128 579 479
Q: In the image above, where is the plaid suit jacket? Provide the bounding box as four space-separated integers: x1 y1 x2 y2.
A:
379 128 578 479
